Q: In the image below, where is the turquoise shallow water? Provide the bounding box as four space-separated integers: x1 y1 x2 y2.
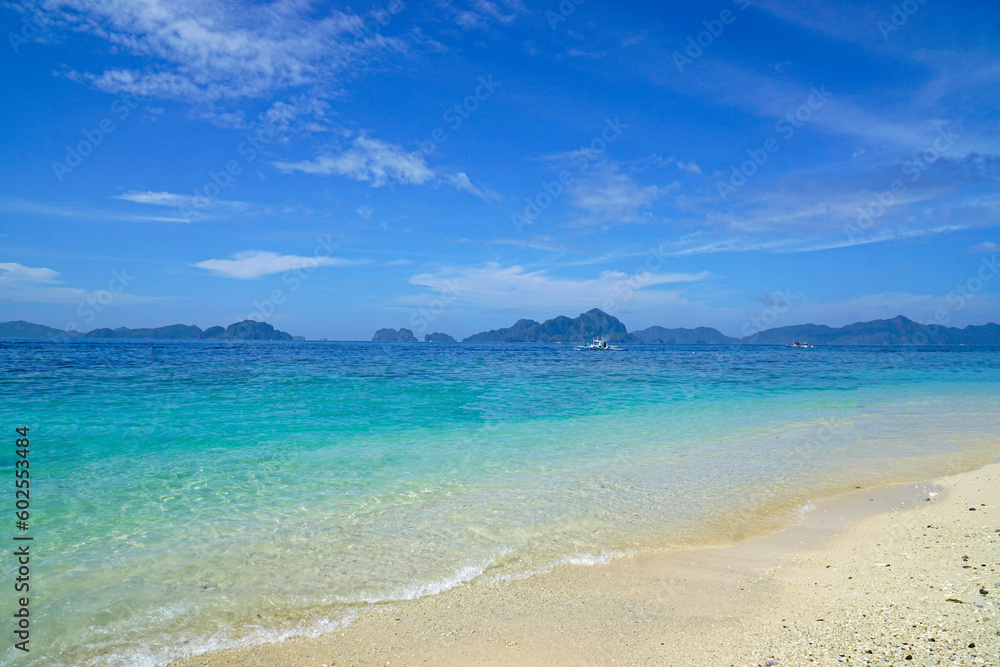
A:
1 341 998 665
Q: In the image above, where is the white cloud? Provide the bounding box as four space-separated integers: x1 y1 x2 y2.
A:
0 262 154 304
487 236 566 252
0 263 60 286
27 0 402 104
194 251 364 279
568 165 673 225
274 139 499 201
444 172 501 202
114 191 192 207
678 155 1000 254
403 262 708 311
435 0 527 32
113 190 250 220
273 136 434 187
661 222 976 258
971 241 999 253
1 194 190 223
673 159 702 175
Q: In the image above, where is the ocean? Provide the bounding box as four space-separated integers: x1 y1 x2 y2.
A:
1 340 997 665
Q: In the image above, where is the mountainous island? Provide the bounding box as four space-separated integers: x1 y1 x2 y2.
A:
425 332 457 342
372 309 1000 345
0 319 293 340
372 327 418 342
5 311 998 345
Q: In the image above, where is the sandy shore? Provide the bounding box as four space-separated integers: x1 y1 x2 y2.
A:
175 461 999 666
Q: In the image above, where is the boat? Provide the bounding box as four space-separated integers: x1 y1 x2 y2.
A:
786 341 812 348
575 337 621 351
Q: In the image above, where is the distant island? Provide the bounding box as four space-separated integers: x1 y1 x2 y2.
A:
372 310 1000 345
372 327 418 342
0 319 293 340
5 311 997 345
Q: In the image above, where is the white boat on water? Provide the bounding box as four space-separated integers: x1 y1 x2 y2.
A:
786 341 812 348
576 337 621 351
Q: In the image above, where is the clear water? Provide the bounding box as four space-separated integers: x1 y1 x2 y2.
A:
1 341 997 665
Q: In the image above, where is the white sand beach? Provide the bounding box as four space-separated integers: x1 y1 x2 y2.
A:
175 457 999 666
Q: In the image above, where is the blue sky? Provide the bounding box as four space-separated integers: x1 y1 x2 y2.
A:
1 0 998 340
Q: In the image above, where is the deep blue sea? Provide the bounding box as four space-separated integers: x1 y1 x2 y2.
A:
1 340 998 665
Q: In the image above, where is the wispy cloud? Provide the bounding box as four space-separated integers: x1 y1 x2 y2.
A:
636 17 999 160
971 241 999 253
434 0 527 32
112 190 252 221
671 158 702 175
671 151 1000 254
25 0 404 104
567 164 674 226
114 191 192 207
0 262 153 304
664 223 976 258
487 236 567 252
194 251 366 279
403 262 708 310
274 137 501 201
2 195 191 224
273 136 435 187
443 172 501 202
113 190 249 210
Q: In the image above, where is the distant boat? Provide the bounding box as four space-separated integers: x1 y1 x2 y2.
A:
786 341 812 348
576 337 621 351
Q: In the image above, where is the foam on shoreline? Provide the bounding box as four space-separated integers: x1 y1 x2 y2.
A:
171 454 1000 666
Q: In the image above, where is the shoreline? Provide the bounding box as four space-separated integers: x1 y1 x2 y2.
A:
173 456 999 666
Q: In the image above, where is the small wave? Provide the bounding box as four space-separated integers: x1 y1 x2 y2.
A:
490 547 640 583
92 611 359 667
795 500 817 519
558 548 639 566
347 563 487 604
84 557 503 666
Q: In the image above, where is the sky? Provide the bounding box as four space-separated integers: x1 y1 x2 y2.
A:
1 0 998 341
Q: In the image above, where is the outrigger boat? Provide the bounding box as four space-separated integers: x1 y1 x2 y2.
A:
575 337 621 351
786 341 812 348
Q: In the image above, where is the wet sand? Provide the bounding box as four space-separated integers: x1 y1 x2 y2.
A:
174 460 999 666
